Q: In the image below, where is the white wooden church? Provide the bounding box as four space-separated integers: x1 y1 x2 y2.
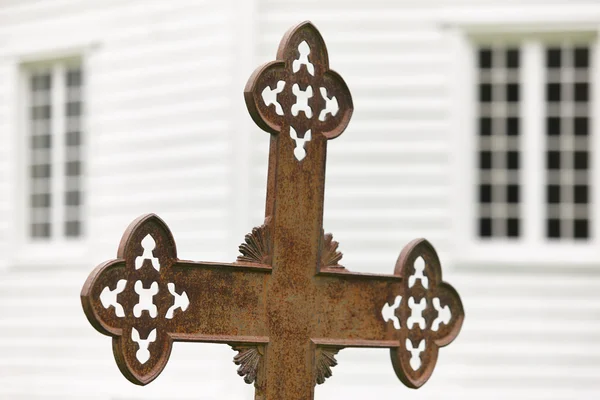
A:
1 1 599 399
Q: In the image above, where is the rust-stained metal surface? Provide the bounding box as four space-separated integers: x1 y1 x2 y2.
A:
81 21 464 400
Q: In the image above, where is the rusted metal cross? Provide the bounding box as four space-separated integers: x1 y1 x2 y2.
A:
81 21 464 400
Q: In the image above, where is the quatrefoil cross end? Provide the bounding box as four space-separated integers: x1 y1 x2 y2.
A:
383 239 465 389
81 214 187 385
244 21 353 142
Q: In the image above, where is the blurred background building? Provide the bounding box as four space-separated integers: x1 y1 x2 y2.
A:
1 0 599 399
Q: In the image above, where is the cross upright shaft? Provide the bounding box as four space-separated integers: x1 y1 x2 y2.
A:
246 22 414 400
251 24 392 398
259 89 353 399
81 21 464 400
260 127 403 396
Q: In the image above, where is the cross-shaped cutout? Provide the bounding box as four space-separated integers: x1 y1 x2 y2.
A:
407 297 427 330
133 281 159 318
291 84 313 118
82 21 464 398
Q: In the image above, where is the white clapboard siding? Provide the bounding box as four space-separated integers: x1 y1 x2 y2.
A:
248 1 600 400
86 0 239 264
0 1 251 399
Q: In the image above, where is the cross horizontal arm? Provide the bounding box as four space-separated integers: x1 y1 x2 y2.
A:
313 270 403 346
168 260 271 343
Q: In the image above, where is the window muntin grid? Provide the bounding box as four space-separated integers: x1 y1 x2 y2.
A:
477 47 521 239
545 45 591 240
65 67 83 237
26 61 84 241
29 71 53 239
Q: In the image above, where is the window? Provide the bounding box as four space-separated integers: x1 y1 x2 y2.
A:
456 31 599 264
544 46 591 240
476 47 522 239
25 60 84 241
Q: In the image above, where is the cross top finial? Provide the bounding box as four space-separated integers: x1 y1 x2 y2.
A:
245 21 353 151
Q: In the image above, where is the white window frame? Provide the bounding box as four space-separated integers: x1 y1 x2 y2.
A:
15 57 89 266
449 25 600 267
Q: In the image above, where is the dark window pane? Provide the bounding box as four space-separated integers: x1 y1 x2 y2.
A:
67 69 82 87
507 151 519 170
507 218 519 237
479 49 492 69
547 185 560 204
29 224 38 238
574 83 589 102
31 74 51 91
574 117 588 136
506 117 519 136
30 164 51 178
65 191 81 206
506 49 519 68
30 193 51 208
507 185 519 203
574 151 588 170
547 83 561 102
66 131 81 146
574 220 589 239
506 84 519 102
480 117 492 136
30 223 51 238
66 102 81 117
65 221 81 237
65 161 81 176
479 151 492 169
547 151 561 170
479 185 492 203
479 84 492 102
31 134 51 149
574 47 589 68
31 106 51 120
547 117 561 136
547 219 561 238
574 185 588 204
547 48 561 68
479 218 492 237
